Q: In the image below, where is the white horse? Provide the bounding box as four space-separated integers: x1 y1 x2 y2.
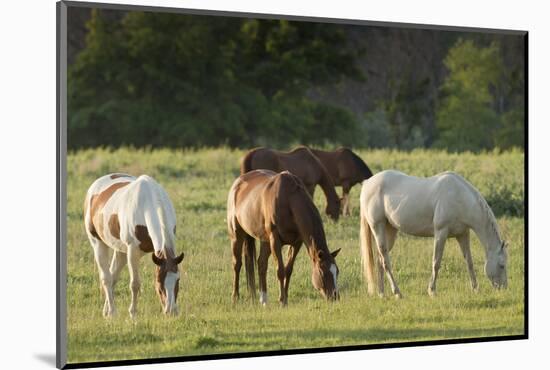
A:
359 170 508 298
84 173 184 318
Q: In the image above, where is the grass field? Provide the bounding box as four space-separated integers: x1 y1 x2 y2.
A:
66 147 525 364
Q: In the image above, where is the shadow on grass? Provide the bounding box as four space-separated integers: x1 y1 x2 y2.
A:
194 325 513 351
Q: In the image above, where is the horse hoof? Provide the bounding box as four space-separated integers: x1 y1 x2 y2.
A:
395 293 403 299
103 309 116 318
259 292 268 306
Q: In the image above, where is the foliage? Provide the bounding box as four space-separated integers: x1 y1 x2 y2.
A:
435 39 525 151
361 109 396 148
68 10 363 149
68 10 525 152
66 148 524 362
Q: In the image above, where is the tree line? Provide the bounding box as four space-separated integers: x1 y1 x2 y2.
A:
68 8 525 151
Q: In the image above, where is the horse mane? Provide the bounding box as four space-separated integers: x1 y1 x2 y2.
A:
274 171 307 195
444 172 502 242
345 149 373 180
276 172 330 254
137 175 176 253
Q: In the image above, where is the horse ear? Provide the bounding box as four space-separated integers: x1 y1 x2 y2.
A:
175 252 184 265
152 252 163 266
330 248 342 258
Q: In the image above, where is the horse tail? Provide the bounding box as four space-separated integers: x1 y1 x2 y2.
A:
360 215 377 295
243 234 257 299
240 149 255 174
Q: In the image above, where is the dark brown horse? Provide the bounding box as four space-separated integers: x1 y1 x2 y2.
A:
309 148 373 216
240 147 340 221
227 169 341 306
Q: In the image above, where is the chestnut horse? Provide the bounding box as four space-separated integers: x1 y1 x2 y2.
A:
240 147 340 221
227 169 341 306
84 173 184 318
309 147 373 216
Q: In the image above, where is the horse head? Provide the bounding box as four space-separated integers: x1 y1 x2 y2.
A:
311 248 341 300
326 198 341 221
152 250 185 315
485 241 508 289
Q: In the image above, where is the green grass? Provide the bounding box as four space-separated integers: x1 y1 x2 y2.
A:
66 147 525 363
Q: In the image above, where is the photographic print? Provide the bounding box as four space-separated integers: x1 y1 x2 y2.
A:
57 1 527 368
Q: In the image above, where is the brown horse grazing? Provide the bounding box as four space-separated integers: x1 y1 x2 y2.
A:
309 148 374 216
227 169 341 306
240 147 340 221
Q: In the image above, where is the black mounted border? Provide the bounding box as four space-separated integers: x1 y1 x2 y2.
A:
56 1 528 369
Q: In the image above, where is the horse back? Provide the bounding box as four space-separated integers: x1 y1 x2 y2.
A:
228 170 305 244
228 170 276 241
242 147 325 188
361 170 477 237
85 174 176 253
308 148 341 184
279 147 328 186
241 147 279 174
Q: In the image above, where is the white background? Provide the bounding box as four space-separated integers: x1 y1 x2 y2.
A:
0 0 546 369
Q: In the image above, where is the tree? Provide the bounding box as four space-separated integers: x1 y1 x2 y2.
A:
435 39 505 151
68 10 363 149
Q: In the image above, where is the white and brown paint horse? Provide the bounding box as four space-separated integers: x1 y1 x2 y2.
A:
227 170 341 306
360 170 508 298
84 173 184 318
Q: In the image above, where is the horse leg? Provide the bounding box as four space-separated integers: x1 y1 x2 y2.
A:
127 246 144 319
428 228 449 297
102 250 127 315
110 250 127 286
376 259 385 297
372 222 402 298
231 234 244 303
269 234 287 306
457 230 478 292
257 241 270 306
91 239 116 317
386 224 398 252
342 183 351 216
283 243 301 300
375 224 398 296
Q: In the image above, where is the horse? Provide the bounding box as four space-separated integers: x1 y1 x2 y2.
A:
227 169 341 306
240 146 341 221
359 170 508 298
83 173 184 318
309 147 374 216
